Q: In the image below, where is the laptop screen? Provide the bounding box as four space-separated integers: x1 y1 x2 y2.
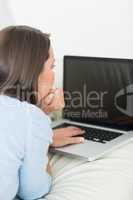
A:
63 56 133 131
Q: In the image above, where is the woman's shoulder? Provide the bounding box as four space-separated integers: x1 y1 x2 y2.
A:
0 95 29 119
0 95 53 142
0 94 50 121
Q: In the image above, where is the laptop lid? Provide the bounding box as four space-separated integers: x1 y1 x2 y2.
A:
63 56 133 131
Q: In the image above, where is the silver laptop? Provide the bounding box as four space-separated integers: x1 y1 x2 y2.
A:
51 56 133 161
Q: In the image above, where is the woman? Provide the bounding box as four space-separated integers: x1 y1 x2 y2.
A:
0 25 84 200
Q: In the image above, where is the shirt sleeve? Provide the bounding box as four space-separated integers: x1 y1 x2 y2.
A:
17 104 53 200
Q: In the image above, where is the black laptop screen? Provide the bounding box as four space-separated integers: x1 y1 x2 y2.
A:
63 56 133 131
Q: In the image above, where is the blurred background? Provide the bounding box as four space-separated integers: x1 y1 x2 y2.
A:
0 0 132 88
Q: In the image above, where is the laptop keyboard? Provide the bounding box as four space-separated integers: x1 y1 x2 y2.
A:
53 123 123 144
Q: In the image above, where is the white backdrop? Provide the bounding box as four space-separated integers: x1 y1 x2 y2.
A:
0 0 133 87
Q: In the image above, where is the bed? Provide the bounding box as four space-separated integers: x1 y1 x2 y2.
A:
43 140 133 200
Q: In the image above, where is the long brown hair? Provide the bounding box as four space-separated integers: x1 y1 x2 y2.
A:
0 25 50 104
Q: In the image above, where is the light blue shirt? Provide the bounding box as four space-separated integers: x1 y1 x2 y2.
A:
0 95 53 200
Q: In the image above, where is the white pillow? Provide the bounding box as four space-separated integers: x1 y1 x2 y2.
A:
44 140 133 200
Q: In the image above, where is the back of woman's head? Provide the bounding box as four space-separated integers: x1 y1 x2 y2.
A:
0 25 50 104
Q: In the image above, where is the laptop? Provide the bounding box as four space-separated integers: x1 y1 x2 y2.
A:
51 56 133 161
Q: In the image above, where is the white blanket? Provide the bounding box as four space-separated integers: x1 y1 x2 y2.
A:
44 141 133 200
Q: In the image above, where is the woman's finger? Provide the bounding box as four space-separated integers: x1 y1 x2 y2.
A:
44 89 64 108
66 126 81 130
70 130 85 136
63 127 85 137
65 136 85 145
43 93 55 105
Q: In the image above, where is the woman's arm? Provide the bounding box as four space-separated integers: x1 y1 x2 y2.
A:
18 104 53 200
40 89 85 148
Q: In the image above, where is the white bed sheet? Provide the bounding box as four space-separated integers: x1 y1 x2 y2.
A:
43 140 133 200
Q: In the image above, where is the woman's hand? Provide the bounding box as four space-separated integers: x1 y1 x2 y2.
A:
51 126 85 147
40 88 65 114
